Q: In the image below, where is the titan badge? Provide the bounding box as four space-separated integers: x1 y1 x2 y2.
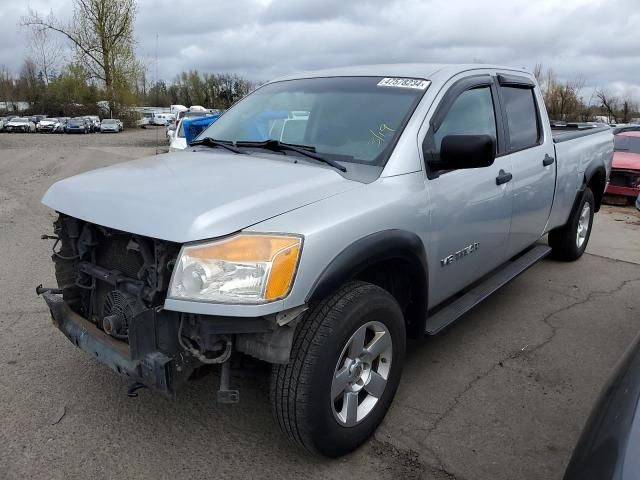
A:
441 242 479 267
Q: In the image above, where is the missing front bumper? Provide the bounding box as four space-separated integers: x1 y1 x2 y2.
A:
41 291 182 397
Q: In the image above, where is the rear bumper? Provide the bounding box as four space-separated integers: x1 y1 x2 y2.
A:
606 184 640 197
42 292 180 396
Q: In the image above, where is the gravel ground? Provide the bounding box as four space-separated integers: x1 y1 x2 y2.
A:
1 129 639 480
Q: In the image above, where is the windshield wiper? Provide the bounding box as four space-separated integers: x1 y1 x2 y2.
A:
236 140 347 172
190 137 247 154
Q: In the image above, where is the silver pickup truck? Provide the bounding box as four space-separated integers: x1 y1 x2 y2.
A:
38 64 613 457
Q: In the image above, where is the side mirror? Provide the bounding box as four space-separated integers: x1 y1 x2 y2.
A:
429 134 496 172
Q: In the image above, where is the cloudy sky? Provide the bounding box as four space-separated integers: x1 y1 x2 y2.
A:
1 0 639 100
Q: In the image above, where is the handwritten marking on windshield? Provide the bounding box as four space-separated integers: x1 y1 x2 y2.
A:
368 123 396 146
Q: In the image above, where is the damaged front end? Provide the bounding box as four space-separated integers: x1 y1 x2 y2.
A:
39 214 299 400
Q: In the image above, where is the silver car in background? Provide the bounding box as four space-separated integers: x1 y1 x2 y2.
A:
37 118 63 133
5 117 36 133
100 119 120 133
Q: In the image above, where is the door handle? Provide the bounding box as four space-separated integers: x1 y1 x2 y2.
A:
543 154 555 166
495 169 512 185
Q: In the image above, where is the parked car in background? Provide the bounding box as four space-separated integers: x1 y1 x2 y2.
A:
564 331 640 480
65 117 90 134
168 117 189 151
172 107 214 130
171 104 188 114
4 117 36 133
136 112 153 128
100 119 120 133
57 117 70 130
0 116 10 131
168 114 219 151
152 112 175 126
30 114 47 124
115 119 124 131
605 131 640 200
613 125 640 135
38 64 613 457
168 111 199 144
88 116 101 132
37 118 63 133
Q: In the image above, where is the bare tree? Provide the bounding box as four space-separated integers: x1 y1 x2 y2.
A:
0 65 13 108
17 57 43 105
595 89 619 123
27 14 64 85
21 0 139 106
533 63 544 91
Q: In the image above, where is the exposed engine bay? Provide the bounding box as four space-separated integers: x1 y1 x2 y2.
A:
43 214 296 399
52 214 179 337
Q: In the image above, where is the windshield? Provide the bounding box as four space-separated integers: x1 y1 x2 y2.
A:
13 118 28 122
198 76 428 166
615 135 640 154
70 119 84 125
102 119 117 124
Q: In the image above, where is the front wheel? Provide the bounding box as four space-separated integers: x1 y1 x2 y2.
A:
549 187 595 261
271 281 406 457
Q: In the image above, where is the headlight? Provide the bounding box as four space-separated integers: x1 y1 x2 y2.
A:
168 233 302 304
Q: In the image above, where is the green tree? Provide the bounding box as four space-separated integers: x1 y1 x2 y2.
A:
48 63 98 106
22 0 140 110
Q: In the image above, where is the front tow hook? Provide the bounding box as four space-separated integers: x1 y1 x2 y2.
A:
36 284 62 296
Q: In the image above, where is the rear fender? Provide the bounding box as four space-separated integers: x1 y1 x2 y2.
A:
583 162 607 212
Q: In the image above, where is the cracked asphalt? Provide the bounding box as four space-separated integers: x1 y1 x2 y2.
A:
1 129 639 480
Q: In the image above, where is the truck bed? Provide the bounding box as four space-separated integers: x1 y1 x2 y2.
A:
551 124 611 143
546 125 613 231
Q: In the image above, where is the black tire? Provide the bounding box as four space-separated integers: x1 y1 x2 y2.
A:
271 281 406 457
549 187 595 261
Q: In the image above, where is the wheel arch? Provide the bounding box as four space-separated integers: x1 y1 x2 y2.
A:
584 162 607 212
305 229 429 338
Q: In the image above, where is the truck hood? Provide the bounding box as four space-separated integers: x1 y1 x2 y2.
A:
613 151 640 170
42 150 359 243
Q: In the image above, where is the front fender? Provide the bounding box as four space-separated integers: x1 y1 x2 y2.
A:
306 229 429 337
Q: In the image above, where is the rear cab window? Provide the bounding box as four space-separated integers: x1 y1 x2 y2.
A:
499 82 542 152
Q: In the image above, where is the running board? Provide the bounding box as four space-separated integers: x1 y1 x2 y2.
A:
425 245 552 335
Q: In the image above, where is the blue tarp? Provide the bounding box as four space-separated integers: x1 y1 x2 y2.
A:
184 115 220 145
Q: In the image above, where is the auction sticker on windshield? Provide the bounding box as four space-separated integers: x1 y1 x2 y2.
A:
377 78 430 89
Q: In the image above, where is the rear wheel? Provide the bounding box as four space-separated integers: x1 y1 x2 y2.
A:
549 187 595 261
271 281 405 457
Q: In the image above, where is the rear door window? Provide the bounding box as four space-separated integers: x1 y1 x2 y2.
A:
501 87 540 151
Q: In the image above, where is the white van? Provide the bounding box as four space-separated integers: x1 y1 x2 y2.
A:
152 113 175 126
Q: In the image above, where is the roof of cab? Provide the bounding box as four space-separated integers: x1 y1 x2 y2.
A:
271 63 531 84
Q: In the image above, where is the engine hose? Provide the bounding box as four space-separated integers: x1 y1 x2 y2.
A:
178 316 232 364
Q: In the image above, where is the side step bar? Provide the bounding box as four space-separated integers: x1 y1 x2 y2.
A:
425 244 552 335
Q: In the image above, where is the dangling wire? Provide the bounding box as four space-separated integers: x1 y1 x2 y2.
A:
177 316 232 364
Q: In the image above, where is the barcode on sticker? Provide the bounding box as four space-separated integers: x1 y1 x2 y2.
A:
377 78 430 90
